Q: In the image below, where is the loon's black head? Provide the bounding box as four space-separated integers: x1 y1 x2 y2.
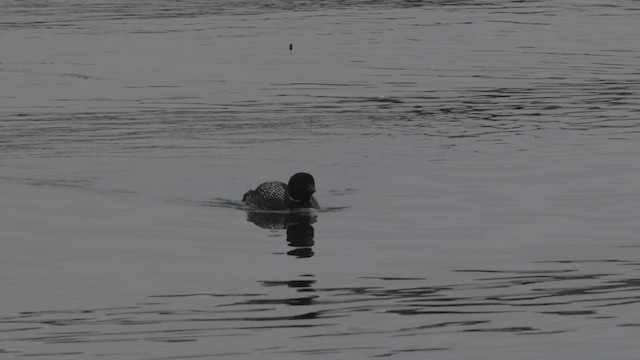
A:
287 172 316 202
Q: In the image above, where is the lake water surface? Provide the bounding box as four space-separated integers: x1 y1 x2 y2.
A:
1 0 640 359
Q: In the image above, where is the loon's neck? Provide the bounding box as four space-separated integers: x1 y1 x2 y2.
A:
288 194 312 209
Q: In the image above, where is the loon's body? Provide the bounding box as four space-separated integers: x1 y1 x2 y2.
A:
242 173 320 210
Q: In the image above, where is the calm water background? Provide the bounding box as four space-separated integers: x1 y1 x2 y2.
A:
1 0 640 358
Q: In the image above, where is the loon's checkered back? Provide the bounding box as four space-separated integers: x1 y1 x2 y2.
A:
242 181 288 210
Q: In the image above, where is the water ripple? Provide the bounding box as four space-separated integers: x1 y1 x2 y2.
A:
1 0 499 30
2 259 640 357
2 75 639 159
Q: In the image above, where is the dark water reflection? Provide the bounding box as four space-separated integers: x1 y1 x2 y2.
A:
246 211 317 258
2 258 640 357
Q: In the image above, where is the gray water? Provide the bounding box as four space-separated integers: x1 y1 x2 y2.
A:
1 0 640 358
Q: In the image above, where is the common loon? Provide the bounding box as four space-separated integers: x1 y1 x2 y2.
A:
242 172 320 210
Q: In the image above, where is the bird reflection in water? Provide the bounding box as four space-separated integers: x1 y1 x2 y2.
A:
260 277 318 307
246 211 317 258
